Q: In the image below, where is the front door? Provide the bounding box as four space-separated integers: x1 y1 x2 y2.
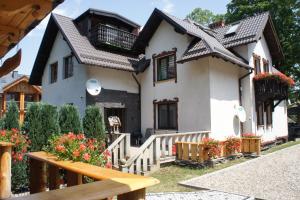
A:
104 108 125 132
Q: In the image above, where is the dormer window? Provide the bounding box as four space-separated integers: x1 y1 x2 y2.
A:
225 23 240 37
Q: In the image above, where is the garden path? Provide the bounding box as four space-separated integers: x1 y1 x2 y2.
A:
179 144 300 200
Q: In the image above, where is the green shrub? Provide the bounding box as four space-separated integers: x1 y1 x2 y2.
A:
12 159 28 193
59 104 82 134
0 117 5 129
4 101 19 130
23 103 60 151
82 105 106 141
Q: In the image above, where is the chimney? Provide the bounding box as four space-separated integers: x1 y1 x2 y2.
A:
209 20 225 29
12 71 18 78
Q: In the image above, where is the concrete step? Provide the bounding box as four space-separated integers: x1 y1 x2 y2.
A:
160 156 176 164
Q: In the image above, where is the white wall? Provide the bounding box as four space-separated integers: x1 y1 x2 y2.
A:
139 20 211 135
41 32 87 115
209 57 242 140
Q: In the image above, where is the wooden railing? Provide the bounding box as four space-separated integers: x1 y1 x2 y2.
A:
121 131 210 174
90 24 137 50
10 151 159 200
106 133 131 168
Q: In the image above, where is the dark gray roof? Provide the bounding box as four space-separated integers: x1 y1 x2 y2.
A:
30 13 140 85
53 14 139 71
135 9 250 69
212 12 269 48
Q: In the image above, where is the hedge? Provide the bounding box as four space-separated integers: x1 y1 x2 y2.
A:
4 101 19 130
59 104 82 134
82 105 106 141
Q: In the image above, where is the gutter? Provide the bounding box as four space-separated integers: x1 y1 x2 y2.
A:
132 73 141 131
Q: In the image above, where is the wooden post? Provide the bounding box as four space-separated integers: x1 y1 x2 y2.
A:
48 165 60 190
29 158 47 194
117 188 146 200
19 92 25 123
66 171 82 187
0 143 13 199
2 93 6 114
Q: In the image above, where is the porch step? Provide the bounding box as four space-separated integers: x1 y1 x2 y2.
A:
160 156 176 164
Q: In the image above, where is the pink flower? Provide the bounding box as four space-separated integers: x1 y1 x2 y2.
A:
67 132 76 140
83 153 91 161
55 145 65 153
0 130 6 137
105 162 112 169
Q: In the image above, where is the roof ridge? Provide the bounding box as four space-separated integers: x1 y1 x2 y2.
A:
52 12 73 20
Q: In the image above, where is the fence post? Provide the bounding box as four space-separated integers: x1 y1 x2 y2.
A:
125 133 131 158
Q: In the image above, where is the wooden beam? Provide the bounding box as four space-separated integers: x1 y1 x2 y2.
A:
29 158 47 194
0 143 13 199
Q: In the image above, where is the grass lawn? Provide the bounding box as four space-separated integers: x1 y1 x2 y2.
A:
147 140 300 193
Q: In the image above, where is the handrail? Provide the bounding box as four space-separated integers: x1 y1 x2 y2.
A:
122 131 210 171
106 133 128 152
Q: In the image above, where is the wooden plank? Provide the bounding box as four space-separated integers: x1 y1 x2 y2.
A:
190 143 198 161
0 144 12 199
118 188 145 200
257 139 261 156
27 152 158 182
176 142 182 160
182 143 189 160
161 137 166 157
10 179 157 200
167 137 173 156
29 158 47 194
67 171 82 187
198 144 204 163
250 139 255 152
48 165 60 190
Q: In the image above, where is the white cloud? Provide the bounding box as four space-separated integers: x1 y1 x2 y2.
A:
162 0 174 13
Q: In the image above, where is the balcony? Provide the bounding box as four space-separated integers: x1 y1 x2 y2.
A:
253 72 293 102
254 79 288 102
90 24 137 50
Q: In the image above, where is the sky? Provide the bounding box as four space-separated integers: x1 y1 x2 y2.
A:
2 0 230 75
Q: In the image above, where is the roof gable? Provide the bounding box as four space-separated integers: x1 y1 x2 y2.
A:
3 75 41 93
30 13 140 86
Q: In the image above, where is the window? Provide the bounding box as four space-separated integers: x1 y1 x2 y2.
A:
265 101 273 126
257 103 264 126
50 62 58 84
263 59 269 73
157 54 176 81
64 56 73 79
253 55 261 75
158 102 177 129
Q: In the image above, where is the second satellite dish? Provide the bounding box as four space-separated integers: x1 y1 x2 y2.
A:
235 106 246 122
86 79 101 96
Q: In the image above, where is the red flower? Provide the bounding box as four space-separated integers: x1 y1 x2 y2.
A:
77 134 85 140
105 162 112 169
55 145 65 153
72 150 80 157
79 144 86 151
0 130 6 137
83 153 91 161
67 132 76 140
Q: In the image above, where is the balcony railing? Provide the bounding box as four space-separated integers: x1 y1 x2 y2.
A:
90 24 137 50
254 79 288 102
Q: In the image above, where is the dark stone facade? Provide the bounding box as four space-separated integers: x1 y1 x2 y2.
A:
86 89 140 134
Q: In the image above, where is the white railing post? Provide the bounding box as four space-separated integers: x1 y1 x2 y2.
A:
125 133 131 157
154 137 161 167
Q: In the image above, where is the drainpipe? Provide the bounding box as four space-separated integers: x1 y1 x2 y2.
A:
238 69 253 133
132 73 141 134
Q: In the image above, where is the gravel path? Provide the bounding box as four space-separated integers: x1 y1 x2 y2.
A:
147 191 253 200
179 144 300 200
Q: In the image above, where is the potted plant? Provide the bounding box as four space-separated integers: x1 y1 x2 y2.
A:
223 137 241 156
202 138 221 160
241 133 261 155
44 132 111 168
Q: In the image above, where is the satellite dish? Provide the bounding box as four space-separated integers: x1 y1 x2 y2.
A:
86 79 101 96
235 106 246 122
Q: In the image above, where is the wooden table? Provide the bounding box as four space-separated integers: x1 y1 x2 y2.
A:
22 151 159 200
0 142 13 199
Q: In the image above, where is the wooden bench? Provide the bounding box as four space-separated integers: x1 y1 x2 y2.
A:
11 151 159 200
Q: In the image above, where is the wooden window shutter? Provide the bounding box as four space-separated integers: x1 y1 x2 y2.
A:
257 103 264 126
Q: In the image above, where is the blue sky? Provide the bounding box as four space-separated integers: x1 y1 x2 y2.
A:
2 0 230 75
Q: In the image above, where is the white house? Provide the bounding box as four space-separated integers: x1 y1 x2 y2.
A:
30 8 288 144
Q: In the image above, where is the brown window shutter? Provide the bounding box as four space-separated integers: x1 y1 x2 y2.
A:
257 103 264 126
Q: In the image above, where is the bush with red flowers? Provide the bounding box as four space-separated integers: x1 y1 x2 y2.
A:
223 137 241 154
202 138 221 159
0 129 30 162
45 132 111 168
253 72 295 87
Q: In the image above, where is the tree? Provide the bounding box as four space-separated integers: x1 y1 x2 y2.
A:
224 0 300 101
82 105 106 141
59 104 82 134
4 101 19 130
186 8 224 25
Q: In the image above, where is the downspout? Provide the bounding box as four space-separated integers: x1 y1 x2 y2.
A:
238 69 253 133
132 73 141 133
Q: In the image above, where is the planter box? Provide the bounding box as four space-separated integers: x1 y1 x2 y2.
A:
241 137 261 156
